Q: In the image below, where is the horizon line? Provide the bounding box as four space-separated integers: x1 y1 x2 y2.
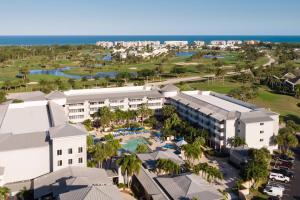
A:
1 34 300 37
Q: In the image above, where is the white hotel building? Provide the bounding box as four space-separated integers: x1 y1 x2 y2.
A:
0 84 279 188
0 100 87 187
44 85 279 152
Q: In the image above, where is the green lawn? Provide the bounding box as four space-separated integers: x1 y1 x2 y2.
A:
178 80 241 94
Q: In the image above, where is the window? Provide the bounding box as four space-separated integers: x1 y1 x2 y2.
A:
68 159 73 165
78 157 83 163
69 108 84 113
68 148 73 154
260 139 264 142
260 123 264 126
260 131 264 134
78 147 83 153
57 160 62 166
57 149 62 156
69 115 84 120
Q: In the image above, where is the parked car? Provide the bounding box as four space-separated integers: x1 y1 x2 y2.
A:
263 185 284 198
266 182 285 189
269 172 290 183
271 168 295 179
275 154 295 163
274 160 293 169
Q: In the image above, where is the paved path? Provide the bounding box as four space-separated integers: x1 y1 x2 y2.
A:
263 54 276 67
149 76 205 86
282 146 300 200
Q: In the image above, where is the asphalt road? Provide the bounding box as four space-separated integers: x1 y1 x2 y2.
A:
282 147 300 200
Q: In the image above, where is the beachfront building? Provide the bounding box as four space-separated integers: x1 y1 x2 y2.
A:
210 40 227 46
114 41 160 48
45 86 165 123
161 85 279 152
227 40 243 46
193 40 205 47
0 100 87 189
96 41 114 48
164 41 188 47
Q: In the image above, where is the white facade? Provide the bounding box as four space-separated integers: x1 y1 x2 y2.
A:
0 146 50 185
165 89 279 152
61 86 164 123
0 101 87 187
51 135 87 171
164 41 188 47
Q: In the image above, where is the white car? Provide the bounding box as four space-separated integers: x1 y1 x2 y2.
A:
263 185 284 198
269 172 290 183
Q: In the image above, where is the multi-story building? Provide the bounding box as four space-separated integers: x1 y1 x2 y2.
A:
193 40 205 47
210 40 227 46
164 41 188 47
0 100 87 187
5 85 279 156
96 41 114 48
227 40 243 46
46 86 165 123
162 85 279 152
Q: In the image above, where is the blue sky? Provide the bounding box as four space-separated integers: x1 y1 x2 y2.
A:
0 0 299 35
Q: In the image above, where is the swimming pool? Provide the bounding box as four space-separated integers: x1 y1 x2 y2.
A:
122 137 149 152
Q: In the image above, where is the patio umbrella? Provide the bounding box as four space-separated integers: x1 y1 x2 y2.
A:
176 139 187 147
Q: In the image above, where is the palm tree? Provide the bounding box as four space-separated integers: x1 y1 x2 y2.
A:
181 143 201 166
117 154 142 188
17 187 27 200
156 158 180 175
0 186 10 200
275 127 298 154
137 104 153 126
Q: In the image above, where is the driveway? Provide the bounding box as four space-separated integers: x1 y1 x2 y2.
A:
282 147 300 200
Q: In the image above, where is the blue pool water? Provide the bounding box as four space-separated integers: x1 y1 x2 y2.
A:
122 137 149 153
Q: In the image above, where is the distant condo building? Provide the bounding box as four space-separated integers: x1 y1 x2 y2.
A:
96 41 114 48
245 40 260 45
114 41 160 48
193 41 205 47
164 41 188 47
210 40 227 46
227 40 243 46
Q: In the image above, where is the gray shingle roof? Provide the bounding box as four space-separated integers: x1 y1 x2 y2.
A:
239 111 274 124
0 132 48 152
46 91 66 100
0 104 51 134
156 173 222 200
58 185 123 200
66 90 163 104
137 149 184 169
34 166 113 199
48 101 68 126
134 166 169 200
160 84 180 92
6 91 46 101
49 124 86 139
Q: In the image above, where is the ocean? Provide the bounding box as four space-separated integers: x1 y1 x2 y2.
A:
0 35 300 46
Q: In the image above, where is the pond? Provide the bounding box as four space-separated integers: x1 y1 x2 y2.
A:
176 51 196 57
29 66 133 80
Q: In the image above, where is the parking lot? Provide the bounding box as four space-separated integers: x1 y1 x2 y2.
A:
282 147 300 200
